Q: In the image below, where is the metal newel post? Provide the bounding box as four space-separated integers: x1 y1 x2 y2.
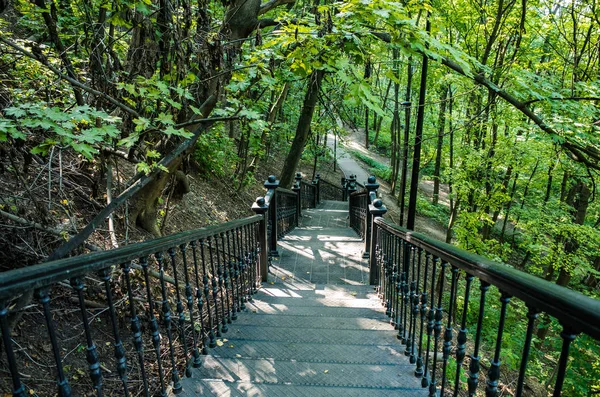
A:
292 183 301 226
251 197 269 282
264 175 280 258
315 174 321 204
341 177 347 201
363 175 379 259
294 172 303 217
369 198 387 285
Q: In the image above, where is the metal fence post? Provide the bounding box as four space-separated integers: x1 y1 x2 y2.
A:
315 173 321 204
294 172 302 217
251 197 269 282
363 175 379 258
369 198 387 285
264 175 279 258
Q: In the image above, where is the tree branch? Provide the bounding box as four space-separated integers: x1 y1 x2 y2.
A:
0 37 140 118
259 0 295 15
523 96 600 106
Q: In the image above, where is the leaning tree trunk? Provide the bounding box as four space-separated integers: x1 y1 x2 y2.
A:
280 70 325 188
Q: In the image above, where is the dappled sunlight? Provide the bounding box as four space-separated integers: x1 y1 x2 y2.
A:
277 240 315 260
282 234 312 241
249 301 292 314
337 277 366 286
261 288 303 298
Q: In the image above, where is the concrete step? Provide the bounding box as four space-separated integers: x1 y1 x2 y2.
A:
246 301 388 319
195 356 419 389
221 324 399 345
208 339 407 365
180 378 426 396
255 286 381 303
232 313 394 331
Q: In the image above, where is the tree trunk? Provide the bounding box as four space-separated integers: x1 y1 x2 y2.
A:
432 85 448 205
280 70 325 188
406 17 430 231
398 57 413 226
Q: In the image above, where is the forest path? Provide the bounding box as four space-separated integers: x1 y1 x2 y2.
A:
179 201 426 396
327 127 449 242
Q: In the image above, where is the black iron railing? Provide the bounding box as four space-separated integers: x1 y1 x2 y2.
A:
0 216 262 397
276 188 298 238
349 175 600 396
0 174 308 397
349 190 367 238
300 180 317 209
319 178 345 201
372 217 600 396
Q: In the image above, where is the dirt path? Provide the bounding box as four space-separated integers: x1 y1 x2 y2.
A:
330 126 449 242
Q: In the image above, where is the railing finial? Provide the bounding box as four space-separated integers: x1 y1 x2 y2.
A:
265 176 279 190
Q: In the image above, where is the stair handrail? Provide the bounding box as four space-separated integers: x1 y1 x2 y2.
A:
357 184 600 396
0 212 264 397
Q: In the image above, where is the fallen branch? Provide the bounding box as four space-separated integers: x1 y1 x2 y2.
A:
0 209 65 236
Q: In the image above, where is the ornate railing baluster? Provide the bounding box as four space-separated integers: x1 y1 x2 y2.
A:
233 227 244 311
199 240 217 348
36 288 72 397
553 326 578 396
226 231 238 321
409 246 419 363
394 237 401 331
429 260 447 397
485 292 511 396
221 233 232 324
468 281 490 396
415 252 430 379
121 261 149 395
440 265 459 396
217 233 231 330
410 248 422 365
180 244 202 368
391 236 399 325
398 242 407 343
70 277 103 396
190 241 208 354
167 248 192 378
422 257 439 389
252 222 260 293
207 237 222 337
454 273 474 397
99 268 129 395
244 224 253 301
516 305 539 397
0 302 26 397
155 252 182 394
140 256 167 397
403 244 412 351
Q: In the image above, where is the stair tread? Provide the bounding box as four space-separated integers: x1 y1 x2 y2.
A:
219 323 400 345
232 312 394 330
245 301 390 319
193 356 421 389
178 379 427 396
208 339 410 364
